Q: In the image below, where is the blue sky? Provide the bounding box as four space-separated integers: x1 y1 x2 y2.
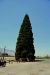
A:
0 0 50 56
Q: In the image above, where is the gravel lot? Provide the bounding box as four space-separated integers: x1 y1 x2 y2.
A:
0 59 50 75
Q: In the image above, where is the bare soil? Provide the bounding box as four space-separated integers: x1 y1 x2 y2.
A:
0 59 50 75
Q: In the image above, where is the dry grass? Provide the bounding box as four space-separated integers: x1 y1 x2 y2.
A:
0 56 15 62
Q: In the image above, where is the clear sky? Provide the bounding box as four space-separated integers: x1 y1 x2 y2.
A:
0 0 50 56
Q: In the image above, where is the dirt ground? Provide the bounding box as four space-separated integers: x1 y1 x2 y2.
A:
0 59 50 75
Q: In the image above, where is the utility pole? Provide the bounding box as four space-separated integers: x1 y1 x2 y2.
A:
3 46 6 60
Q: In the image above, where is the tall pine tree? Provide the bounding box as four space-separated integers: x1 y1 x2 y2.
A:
15 14 35 61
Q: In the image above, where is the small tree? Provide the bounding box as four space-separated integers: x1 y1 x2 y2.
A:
15 14 35 61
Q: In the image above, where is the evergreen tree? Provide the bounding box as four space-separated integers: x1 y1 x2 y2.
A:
15 14 35 61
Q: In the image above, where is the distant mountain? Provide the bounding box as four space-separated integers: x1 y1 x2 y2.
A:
0 48 15 56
